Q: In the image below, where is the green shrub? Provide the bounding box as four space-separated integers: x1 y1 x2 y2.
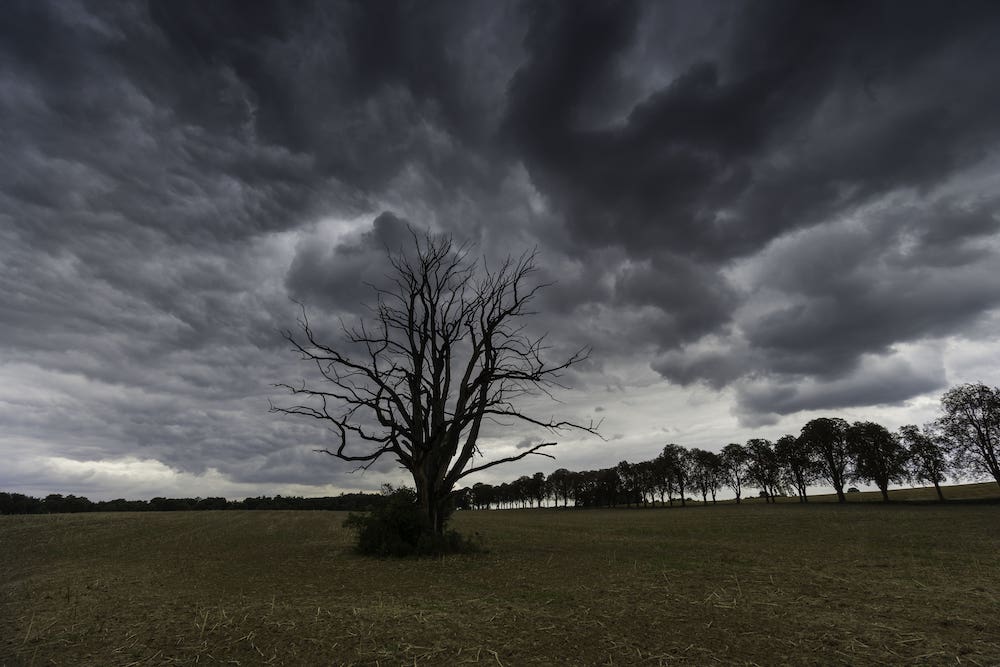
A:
343 487 482 557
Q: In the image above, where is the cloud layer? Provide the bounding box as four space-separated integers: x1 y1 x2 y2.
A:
2 1 1000 498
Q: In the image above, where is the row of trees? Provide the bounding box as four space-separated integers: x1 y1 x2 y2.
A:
0 492 387 515
465 383 1000 509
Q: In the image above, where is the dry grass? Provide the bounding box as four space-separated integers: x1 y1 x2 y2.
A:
737 480 1000 504
2 501 999 665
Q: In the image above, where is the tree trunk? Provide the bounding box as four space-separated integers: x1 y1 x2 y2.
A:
422 498 443 536
414 469 452 536
933 481 944 502
835 485 846 503
880 486 890 503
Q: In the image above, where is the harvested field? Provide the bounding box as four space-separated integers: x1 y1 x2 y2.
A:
2 502 999 665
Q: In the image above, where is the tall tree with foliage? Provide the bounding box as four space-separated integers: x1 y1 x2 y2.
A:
746 439 781 503
597 468 620 507
631 460 655 506
775 434 816 502
471 482 494 510
616 461 639 507
529 472 548 508
721 443 750 504
661 444 692 506
938 383 1000 488
651 454 676 506
847 421 909 502
548 468 575 507
689 449 722 504
898 424 950 502
572 470 599 508
800 417 851 503
275 234 597 539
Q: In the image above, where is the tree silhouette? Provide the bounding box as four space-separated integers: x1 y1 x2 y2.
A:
847 421 909 502
633 460 656 506
721 443 750 504
529 472 548 507
938 383 1000 488
274 233 597 536
471 482 495 509
548 468 575 507
661 444 691 506
898 424 950 502
689 449 722 504
651 454 676 506
616 460 640 507
746 439 781 503
775 434 816 503
800 417 851 503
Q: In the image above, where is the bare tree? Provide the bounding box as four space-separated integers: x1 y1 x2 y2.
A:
274 234 597 535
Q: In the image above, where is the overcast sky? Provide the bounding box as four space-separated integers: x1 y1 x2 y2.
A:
3 0 1000 500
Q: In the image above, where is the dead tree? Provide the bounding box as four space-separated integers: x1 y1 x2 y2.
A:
273 233 597 535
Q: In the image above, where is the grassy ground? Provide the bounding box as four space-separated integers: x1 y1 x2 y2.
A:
781 481 1000 504
2 502 998 665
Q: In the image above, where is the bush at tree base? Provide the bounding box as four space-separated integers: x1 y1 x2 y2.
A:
343 487 482 557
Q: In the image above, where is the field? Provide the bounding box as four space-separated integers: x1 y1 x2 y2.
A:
2 499 999 665
777 481 1000 504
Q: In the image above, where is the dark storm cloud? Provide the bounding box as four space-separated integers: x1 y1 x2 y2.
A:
284 211 415 312
3 0 1000 499
733 351 947 428
505 0 1000 261
613 252 737 347
495 1 1000 420
654 193 1000 417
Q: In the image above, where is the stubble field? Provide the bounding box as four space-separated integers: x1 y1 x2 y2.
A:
2 500 999 665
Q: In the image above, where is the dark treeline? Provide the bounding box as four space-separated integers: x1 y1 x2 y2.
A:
462 383 1000 510
0 492 386 516
4 383 997 516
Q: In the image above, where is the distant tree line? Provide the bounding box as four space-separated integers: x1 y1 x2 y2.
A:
461 383 1000 509
4 382 996 516
0 492 387 516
